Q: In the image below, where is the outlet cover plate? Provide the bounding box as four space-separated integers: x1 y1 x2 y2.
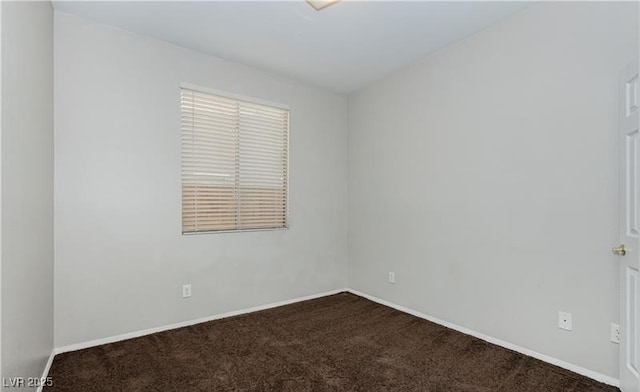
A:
611 323 620 344
558 311 572 331
182 284 192 299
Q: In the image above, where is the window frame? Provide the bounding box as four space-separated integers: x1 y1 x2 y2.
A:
180 82 290 235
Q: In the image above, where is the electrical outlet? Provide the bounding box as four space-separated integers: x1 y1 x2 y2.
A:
182 284 192 299
558 311 572 331
611 323 620 344
388 272 395 284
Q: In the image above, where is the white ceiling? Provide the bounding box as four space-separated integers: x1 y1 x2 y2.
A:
52 1 532 94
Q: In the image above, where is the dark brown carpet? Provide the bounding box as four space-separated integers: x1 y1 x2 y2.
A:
46 292 618 391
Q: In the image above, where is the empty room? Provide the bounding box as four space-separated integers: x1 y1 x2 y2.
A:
1 0 639 391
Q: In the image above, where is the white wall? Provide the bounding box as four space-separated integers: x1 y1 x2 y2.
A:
54 12 348 347
1 1 54 389
348 2 638 379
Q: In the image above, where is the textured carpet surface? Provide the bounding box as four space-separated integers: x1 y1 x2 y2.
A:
46 292 618 391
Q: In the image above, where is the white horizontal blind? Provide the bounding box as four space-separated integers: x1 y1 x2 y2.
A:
181 87 289 233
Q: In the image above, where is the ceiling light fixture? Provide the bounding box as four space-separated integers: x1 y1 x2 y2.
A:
306 0 341 11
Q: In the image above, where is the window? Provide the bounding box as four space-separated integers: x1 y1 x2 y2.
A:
181 86 289 233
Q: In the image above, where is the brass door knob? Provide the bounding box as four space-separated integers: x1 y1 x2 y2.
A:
612 244 627 256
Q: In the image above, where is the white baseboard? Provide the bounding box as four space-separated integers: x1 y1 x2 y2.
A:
36 350 55 392
54 288 347 355
346 288 619 388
